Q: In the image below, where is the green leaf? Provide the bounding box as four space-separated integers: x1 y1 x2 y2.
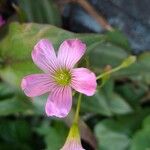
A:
0 143 31 150
0 120 32 149
95 119 130 150
130 130 150 150
81 89 132 116
0 96 32 116
130 115 150 150
108 93 133 115
137 52 150 84
0 82 15 99
0 120 31 143
81 91 112 116
115 82 148 107
103 82 133 115
18 0 62 26
105 29 131 51
138 52 150 68
143 115 150 130
87 42 128 69
32 94 47 115
36 120 68 150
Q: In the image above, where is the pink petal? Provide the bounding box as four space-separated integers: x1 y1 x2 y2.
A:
61 139 85 150
71 68 97 96
32 39 58 73
57 39 86 69
21 74 54 97
45 86 72 118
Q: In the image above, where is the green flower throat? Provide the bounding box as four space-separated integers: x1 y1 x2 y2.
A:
54 69 71 86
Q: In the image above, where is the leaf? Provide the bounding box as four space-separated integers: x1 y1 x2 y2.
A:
81 91 112 116
81 87 132 116
0 120 31 143
0 82 15 99
115 82 148 107
0 120 32 150
108 93 133 115
95 119 130 150
130 115 150 150
87 42 128 69
104 82 133 116
36 120 68 150
0 96 33 116
137 52 150 84
0 143 31 150
0 78 41 117
143 115 150 130
32 94 47 115
138 52 150 68
105 29 131 51
130 130 150 150
18 0 62 26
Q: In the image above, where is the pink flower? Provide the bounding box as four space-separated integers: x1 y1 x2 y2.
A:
61 138 85 150
0 15 5 27
21 39 97 117
61 123 85 150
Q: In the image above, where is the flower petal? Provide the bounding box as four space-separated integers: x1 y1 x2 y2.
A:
32 39 58 73
57 39 86 69
21 74 54 97
45 86 72 118
71 68 97 96
61 139 85 150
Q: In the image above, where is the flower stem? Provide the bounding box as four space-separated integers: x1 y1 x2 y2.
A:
96 56 136 80
96 65 122 80
74 93 82 124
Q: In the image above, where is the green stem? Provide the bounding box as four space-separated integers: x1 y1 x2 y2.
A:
74 93 82 124
96 65 122 80
96 56 136 80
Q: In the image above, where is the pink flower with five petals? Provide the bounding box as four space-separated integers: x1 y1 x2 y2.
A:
21 39 97 118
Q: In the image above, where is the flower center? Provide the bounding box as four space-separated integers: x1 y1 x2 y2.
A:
54 69 71 86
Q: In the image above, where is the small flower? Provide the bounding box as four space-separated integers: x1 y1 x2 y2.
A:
0 15 5 27
21 39 97 117
61 123 85 150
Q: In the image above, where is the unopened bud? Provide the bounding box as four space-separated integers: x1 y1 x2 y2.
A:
121 56 136 68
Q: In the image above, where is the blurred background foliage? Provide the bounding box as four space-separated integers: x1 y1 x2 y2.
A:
0 0 150 150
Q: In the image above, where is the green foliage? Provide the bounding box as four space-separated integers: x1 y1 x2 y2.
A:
36 120 68 150
18 0 62 26
87 42 128 68
95 119 131 150
0 120 32 150
0 82 14 99
0 97 31 116
81 89 133 117
0 22 149 150
130 115 150 150
0 82 33 116
105 29 131 51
